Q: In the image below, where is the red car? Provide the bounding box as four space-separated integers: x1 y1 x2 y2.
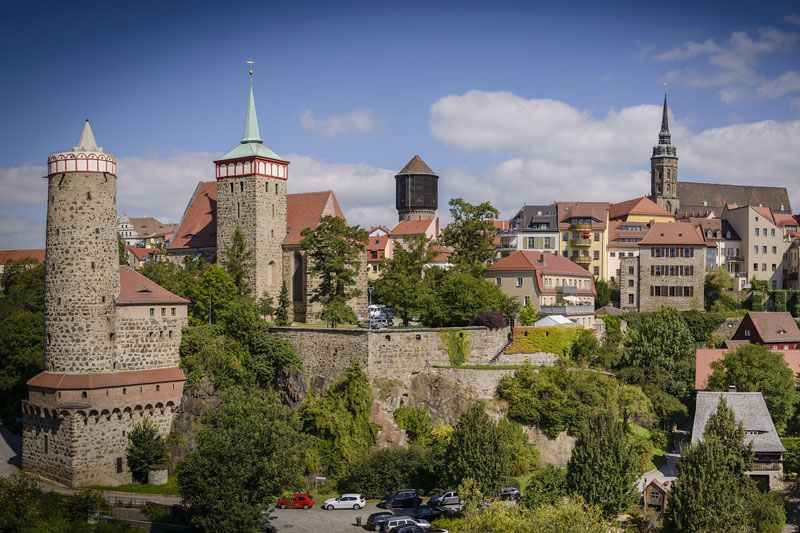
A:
277 493 314 509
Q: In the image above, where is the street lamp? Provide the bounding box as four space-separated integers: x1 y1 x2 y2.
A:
367 286 374 329
315 476 326 503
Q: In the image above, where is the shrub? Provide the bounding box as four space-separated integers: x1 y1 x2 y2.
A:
440 330 472 366
521 467 567 508
394 405 433 446
127 417 169 483
65 489 109 522
469 310 507 329
337 447 429 499
506 327 580 357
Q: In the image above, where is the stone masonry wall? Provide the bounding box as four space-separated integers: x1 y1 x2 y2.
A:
115 306 187 370
270 328 369 382
637 244 705 312
217 175 286 304
45 172 119 373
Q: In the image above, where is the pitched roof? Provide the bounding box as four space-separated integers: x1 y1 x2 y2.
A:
27 366 185 390
509 205 559 231
689 218 741 241
285 191 346 246
390 219 436 236
741 311 800 343
124 246 153 262
367 235 390 252
678 182 791 216
117 266 189 305
691 391 785 453
608 220 649 248
0 249 46 265
595 306 624 316
639 222 705 245
487 250 594 296
609 196 673 221
397 155 436 176
168 181 218 250
557 202 610 230
696 348 800 390
129 216 176 237
774 213 800 227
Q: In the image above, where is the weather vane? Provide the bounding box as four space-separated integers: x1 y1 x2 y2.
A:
664 81 668 93
247 59 255 77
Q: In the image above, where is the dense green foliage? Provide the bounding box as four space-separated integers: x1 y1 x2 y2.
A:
505 327 581 356
126 417 168 483
498 417 540 476
593 277 611 309
498 364 618 438
570 328 600 362
177 389 309 532
521 466 567 508
275 281 290 325
337 446 440 498
781 436 800 475
418 267 511 327
440 198 500 273
0 258 45 430
434 495 611 533
300 361 379 476
0 473 123 532
393 405 434 446
445 404 511 494
566 412 639 516
708 343 796 433
219 225 255 297
440 330 472 366
372 236 437 325
300 215 368 305
318 296 358 327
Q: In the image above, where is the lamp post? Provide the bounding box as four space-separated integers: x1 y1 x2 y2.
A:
367 286 374 329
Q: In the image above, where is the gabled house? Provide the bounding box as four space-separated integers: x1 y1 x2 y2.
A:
731 311 800 350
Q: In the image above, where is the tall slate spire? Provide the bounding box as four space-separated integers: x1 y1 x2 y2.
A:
242 75 262 145
659 92 671 145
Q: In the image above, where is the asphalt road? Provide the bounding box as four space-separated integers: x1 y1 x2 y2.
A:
0 424 21 478
269 504 419 533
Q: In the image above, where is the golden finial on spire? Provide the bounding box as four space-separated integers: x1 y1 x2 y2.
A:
664 81 668 93
247 60 255 77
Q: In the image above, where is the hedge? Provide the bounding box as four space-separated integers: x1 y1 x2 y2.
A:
505 327 581 356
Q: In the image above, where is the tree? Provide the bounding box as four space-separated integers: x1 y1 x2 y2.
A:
275 281 290 326
623 307 696 401
519 302 538 325
440 198 500 273
127 417 169 483
707 344 796 434
257 292 275 319
594 277 611 309
0 257 45 315
191 265 238 325
566 412 638 516
318 297 358 327
177 389 309 532
393 405 434 446
618 384 654 429
0 310 43 430
300 215 368 305
705 267 732 293
220 225 254 297
665 398 758 533
521 467 567 508
373 236 437 326
418 268 508 327
445 404 511 495
117 233 127 266
570 328 599 362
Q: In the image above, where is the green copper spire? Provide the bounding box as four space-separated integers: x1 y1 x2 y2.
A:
659 91 671 145
242 75 262 144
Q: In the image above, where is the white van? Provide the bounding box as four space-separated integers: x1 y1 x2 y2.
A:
368 304 382 318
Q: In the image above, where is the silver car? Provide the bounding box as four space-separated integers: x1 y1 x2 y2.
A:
381 517 430 532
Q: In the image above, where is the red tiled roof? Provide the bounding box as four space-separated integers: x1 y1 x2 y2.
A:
0 249 46 265
168 182 347 250
129 217 176 236
367 235 390 252
557 202 610 230
774 213 799 227
285 191 346 246
490 220 510 246
431 245 453 263
27 366 185 390
608 220 648 248
488 250 592 277
639 222 706 245
390 219 436 236
117 266 189 305
609 197 673 221
125 247 153 261
168 181 218 250
743 311 800 343
696 348 800 390
752 206 776 224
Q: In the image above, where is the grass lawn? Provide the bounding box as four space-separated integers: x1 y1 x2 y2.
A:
87 475 180 495
628 423 666 472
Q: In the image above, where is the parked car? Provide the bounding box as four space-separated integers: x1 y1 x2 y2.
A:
373 316 392 328
497 486 521 501
381 517 429 532
389 526 426 533
412 505 446 520
428 490 460 506
378 313 394 326
366 511 396 531
322 493 365 510
380 489 423 509
276 493 314 509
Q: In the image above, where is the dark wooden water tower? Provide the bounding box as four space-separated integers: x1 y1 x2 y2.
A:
395 155 438 222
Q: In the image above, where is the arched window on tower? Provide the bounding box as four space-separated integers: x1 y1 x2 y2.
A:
292 252 304 303
268 261 277 286
237 202 240 218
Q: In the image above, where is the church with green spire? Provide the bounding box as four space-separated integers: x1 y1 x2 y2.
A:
648 92 679 214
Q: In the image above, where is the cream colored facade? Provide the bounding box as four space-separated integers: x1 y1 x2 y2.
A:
723 206 790 290
560 223 609 280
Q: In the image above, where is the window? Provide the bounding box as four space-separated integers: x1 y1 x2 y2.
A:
593 251 599 260
628 266 634 275
772 264 777 271
610 252 615 257
161 307 166 316
628 279 634 287
122 387 127 395
275 183 278 194
171 307 176 316
524 296 531 306
563 233 568 241
230 182 234 194
771 229 775 237
44 435 48 454
562 251 568 257
744 329 751 337
594 233 600 241
593 266 599 275
772 246 777 254
753 263 758 271
762 246 767 254
516 277 523 287
628 294 634 304
762 263 767 271
754 245 758 254
149 308 154 317
117 457 123 473
755 228 760 236
496 277 502 286
82 391 87 399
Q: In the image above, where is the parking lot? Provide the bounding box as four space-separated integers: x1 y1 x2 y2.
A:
270 503 387 532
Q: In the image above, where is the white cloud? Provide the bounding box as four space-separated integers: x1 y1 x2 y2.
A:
0 212 45 249
0 164 48 205
299 108 376 137
429 90 800 218
785 14 800 27
654 27 800 103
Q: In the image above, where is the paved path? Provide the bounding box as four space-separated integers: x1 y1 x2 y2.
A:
783 482 800 533
0 424 21 478
637 452 679 493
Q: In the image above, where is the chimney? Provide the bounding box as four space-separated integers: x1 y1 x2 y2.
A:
728 385 737 392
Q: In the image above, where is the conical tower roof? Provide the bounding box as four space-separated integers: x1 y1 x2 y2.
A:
74 120 100 152
659 92 671 145
397 155 437 176
242 79 262 144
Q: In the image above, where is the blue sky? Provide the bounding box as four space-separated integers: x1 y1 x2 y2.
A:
2 0 799 248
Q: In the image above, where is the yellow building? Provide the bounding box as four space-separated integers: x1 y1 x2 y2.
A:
557 202 610 279
606 197 675 282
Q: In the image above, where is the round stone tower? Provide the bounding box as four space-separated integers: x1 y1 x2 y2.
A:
395 155 438 222
44 121 119 373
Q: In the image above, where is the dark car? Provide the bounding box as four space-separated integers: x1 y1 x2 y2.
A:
384 489 423 509
389 526 425 533
428 490 460 507
498 486 521 501
412 505 446 520
366 511 395 531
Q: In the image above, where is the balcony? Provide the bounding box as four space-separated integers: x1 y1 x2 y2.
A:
725 255 744 262
569 223 592 232
572 255 591 267
570 237 592 248
749 462 782 472
555 286 578 295
539 305 595 316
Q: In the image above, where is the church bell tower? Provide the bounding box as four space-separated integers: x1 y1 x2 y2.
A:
649 91 679 214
